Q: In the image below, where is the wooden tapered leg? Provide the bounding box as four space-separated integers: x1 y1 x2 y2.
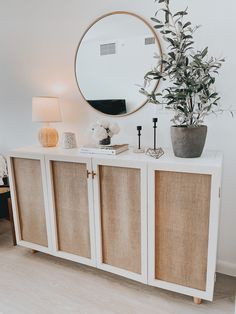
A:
193 297 202 304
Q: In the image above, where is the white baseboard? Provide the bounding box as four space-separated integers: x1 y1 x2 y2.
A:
217 260 236 277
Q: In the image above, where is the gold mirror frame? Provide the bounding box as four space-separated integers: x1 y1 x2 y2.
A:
74 11 163 117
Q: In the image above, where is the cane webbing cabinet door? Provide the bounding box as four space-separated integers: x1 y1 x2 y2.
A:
46 155 96 267
148 163 221 301
155 171 211 290
93 158 147 283
8 154 51 253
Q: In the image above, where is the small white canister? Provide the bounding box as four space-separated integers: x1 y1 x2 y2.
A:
61 132 77 149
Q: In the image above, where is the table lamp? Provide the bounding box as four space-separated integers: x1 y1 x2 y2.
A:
32 96 62 147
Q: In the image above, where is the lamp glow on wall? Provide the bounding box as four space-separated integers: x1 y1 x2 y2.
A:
32 97 62 147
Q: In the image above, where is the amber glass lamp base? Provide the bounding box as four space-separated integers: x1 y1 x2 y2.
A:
38 127 59 147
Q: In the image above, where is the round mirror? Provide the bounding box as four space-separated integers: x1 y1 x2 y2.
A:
75 11 162 116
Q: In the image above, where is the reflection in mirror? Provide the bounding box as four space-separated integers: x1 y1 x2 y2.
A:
75 12 162 116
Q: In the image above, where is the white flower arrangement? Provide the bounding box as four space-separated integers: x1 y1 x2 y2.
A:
0 155 7 185
90 119 120 142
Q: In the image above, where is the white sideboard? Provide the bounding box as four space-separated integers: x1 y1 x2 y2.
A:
7 146 222 303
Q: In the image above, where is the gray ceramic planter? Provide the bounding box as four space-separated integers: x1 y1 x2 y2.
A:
171 125 207 158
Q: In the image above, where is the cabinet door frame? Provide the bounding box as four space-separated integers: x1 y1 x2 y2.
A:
92 157 148 283
45 154 96 267
7 152 52 254
148 162 222 301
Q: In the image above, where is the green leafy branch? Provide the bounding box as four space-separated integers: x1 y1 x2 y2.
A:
141 0 225 126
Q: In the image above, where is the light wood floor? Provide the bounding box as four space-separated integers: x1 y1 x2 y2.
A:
0 219 235 314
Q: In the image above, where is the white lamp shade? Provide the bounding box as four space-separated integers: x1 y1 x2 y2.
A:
32 97 62 122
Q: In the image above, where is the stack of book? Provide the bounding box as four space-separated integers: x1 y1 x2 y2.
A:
79 144 129 155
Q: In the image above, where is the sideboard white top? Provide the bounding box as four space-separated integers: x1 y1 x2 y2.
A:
9 145 223 169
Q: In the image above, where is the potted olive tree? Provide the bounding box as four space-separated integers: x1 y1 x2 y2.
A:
141 0 224 158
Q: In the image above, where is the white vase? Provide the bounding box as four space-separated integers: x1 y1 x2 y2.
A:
61 132 77 149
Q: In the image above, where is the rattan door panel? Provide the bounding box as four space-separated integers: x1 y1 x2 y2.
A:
12 157 48 246
52 161 91 258
99 165 141 274
155 170 211 291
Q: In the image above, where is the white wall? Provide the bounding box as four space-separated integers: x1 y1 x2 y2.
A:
0 0 235 276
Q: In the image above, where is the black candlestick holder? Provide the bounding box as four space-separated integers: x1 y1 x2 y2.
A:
133 126 145 153
146 117 164 159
